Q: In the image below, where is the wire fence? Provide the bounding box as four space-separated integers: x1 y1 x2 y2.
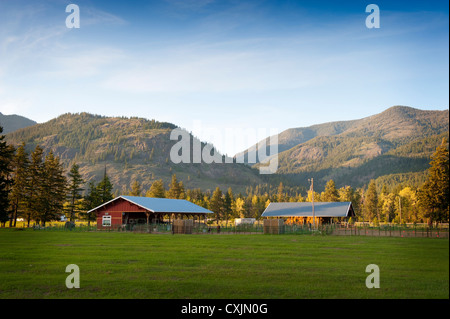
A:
332 224 449 238
24 221 449 239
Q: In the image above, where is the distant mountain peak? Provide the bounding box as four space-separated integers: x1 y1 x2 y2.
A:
242 105 449 189
0 112 37 134
5 112 265 193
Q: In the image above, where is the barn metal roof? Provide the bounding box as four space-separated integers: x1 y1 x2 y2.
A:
87 195 213 214
261 202 355 218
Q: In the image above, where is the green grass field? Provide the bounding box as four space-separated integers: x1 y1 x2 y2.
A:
0 229 448 299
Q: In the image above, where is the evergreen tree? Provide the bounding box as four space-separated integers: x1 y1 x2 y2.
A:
322 179 339 202
147 179 166 198
97 167 114 203
26 145 45 226
0 126 15 225
129 180 142 196
250 194 265 218
9 143 29 227
380 192 396 223
363 180 378 222
223 188 233 226
418 138 449 224
353 188 363 220
83 181 101 226
338 185 354 202
67 163 84 222
277 182 284 202
167 174 183 199
210 187 223 222
178 181 186 199
39 151 67 226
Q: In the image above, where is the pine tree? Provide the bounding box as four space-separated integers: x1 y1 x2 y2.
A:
322 179 339 202
97 167 114 203
129 180 142 196
418 138 449 225
0 126 15 225
178 181 186 199
277 182 284 202
380 192 396 223
67 163 84 222
338 185 354 202
363 180 378 222
39 151 67 226
9 143 29 227
26 145 45 226
223 188 233 226
146 179 166 198
84 181 101 226
210 187 223 222
167 174 183 199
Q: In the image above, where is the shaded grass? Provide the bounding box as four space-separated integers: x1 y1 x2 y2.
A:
0 229 448 299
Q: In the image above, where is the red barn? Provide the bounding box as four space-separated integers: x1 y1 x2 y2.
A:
87 195 213 229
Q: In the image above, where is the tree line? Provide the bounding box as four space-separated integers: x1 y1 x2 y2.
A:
359 138 448 226
0 125 115 227
1 124 448 227
123 139 449 226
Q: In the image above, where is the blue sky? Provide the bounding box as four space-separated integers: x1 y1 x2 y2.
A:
0 0 448 155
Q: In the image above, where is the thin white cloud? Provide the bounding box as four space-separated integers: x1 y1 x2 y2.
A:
44 48 125 79
82 7 127 26
101 51 310 93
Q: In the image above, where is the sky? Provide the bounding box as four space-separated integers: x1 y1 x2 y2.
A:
0 0 448 156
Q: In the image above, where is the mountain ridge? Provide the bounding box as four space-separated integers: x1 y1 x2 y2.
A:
250 105 448 190
3 106 449 193
0 112 37 134
239 105 448 162
4 112 265 194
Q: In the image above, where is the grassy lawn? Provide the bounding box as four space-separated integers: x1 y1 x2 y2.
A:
0 229 448 299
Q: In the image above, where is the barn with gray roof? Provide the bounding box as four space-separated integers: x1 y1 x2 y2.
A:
262 202 355 224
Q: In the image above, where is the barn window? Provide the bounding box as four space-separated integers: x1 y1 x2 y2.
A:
102 215 111 227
